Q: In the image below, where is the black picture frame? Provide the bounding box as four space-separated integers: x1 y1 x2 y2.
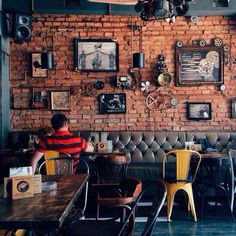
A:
176 45 224 86
74 38 119 72
232 99 236 118
187 102 212 120
99 93 126 114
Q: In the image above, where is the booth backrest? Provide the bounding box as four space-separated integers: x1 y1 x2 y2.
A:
7 131 236 164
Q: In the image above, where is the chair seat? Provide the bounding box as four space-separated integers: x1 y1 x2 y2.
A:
70 219 124 236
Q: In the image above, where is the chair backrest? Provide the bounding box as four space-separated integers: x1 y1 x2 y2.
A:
163 149 201 183
95 155 130 184
97 177 142 207
38 150 79 175
119 181 167 236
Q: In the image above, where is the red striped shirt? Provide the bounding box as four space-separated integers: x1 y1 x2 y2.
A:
37 131 88 173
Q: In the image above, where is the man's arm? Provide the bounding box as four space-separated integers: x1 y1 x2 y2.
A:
30 151 44 174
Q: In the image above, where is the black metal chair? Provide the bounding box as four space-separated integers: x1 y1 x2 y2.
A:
69 180 167 236
198 156 234 221
93 154 130 219
38 151 90 219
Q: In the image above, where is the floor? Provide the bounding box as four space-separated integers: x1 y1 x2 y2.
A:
85 194 236 236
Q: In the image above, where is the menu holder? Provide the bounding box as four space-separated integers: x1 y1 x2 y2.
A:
4 174 42 199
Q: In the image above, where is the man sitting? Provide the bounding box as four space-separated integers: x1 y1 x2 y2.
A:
30 113 94 173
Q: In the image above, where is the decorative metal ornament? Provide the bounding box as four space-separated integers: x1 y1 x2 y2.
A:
224 44 230 52
190 16 199 24
220 84 226 91
145 87 178 111
158 72 172 87
214 37 223 47
176 40 183 48
141 81 151 93
199 39 206 47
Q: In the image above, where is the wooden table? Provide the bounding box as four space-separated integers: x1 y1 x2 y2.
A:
0 174 89 233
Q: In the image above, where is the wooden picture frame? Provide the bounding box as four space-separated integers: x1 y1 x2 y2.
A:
176 45 224 86
32 53 48 78
187 102 212 120
98 93 126 114
50 91 71 111
74 38 119 72
232 99 236 118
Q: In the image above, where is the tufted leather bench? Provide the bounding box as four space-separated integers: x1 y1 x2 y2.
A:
7 131 236 183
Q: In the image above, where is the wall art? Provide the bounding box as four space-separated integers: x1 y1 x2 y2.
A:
74 39 118 72
98 93 126 114
187 102 212 120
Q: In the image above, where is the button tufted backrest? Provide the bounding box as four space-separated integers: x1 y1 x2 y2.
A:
101 131 236 164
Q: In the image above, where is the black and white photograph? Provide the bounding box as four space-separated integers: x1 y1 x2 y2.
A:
99 93 126 114
187 102 212 120
176 46 224 86
74 39 118 72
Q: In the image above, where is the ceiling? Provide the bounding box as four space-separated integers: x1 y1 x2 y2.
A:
2 0 236 17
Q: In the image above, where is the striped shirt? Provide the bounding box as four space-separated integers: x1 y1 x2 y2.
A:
37 130 88 173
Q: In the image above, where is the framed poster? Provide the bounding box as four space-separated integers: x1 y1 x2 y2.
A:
176 45 224 86
99 93 126 114
232 99 236 118
74 39 118 72
50 91 70 111
32 53 48 78
187 102 212 120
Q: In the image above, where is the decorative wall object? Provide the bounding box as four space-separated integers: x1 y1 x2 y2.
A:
232 99 236 118
30 88 48 109
98 93 126 114
145 87 178 111
74 39 118 72
32 53 48 77
50 91 70 111
187 102 212 120
175 43 224 86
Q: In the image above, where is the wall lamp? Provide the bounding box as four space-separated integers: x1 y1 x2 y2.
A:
33 52 55 70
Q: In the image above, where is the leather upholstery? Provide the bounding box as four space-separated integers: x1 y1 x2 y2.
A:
7 131 236 182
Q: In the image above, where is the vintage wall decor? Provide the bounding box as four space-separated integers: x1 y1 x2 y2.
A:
175 42 224 86
145 87 178 111
30 88 48 109
74 39 118 72
98 93 126 114
50 90 70 111
32 53 48 77
187 102 212 120
232 99 236 118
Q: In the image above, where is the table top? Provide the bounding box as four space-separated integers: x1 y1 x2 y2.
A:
201 151 229 159
0 174 89 230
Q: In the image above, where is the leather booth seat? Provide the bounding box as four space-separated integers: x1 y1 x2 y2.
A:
7 131 236 184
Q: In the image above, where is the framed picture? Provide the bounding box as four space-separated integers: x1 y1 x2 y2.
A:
187 102 212 120
99 93 126 114
232 99 236 118
74 39 118 72
50 91 70 111
176 45 224 86
32 53 48 78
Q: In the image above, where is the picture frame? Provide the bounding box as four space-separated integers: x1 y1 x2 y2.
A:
187 102 212 120
50 91 70 111
32 53 48 78
232 99 236 118
98 93 126 114
74 38 119 72
176 45 224 86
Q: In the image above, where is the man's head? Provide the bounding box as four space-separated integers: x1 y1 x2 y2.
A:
51 113 68 131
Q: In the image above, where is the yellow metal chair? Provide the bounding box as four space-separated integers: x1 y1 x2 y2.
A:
162 149 201 222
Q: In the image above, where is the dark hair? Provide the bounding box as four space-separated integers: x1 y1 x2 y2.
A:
51 114 68 130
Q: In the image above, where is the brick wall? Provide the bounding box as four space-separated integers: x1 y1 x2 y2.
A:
10 14 236 131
